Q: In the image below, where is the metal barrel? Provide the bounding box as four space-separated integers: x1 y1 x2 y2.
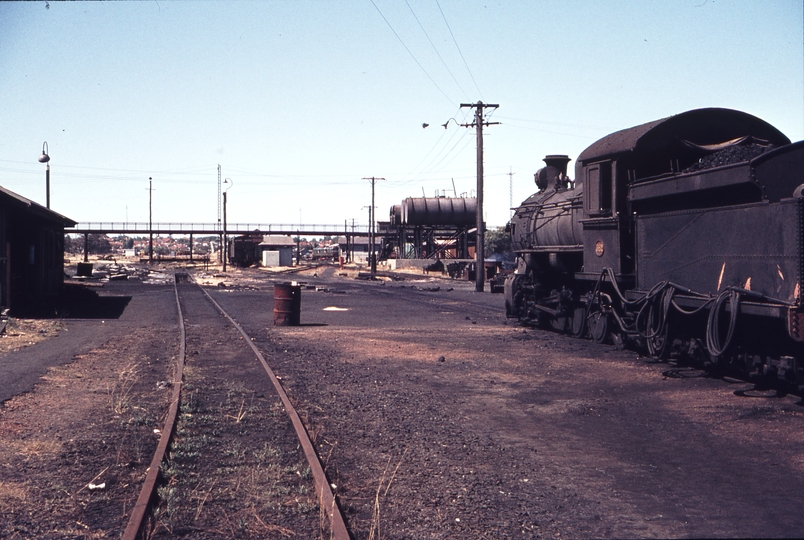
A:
273 282 301 326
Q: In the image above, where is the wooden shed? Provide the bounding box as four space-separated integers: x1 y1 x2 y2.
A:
0 186 76 312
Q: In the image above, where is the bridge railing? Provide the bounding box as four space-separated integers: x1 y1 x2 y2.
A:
70 222 371 234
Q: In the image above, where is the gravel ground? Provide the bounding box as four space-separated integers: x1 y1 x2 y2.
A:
212 266 804 539
0 280 177 538
2 263 804 538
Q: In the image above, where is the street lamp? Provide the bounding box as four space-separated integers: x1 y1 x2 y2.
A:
38 142 50 209
222 178 233 272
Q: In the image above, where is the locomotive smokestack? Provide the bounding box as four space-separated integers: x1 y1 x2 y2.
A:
543 155 570 176
535 154 572 191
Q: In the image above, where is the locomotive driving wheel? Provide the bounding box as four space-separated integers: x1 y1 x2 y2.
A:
589 311 609 344
571 305 588 338
504 275 526 318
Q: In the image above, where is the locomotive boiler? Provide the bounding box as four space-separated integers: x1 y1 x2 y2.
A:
505 108 804 389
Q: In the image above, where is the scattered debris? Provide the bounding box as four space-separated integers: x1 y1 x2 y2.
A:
412 286 440 292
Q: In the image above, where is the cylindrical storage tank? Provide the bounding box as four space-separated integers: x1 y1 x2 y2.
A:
390 205 402 226
402 197 477 226
273 282 301 326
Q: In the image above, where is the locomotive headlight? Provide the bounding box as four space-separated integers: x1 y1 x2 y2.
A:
595 241 605 257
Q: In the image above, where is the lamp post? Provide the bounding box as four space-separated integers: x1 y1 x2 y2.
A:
222 178 233 271
38 142 50 209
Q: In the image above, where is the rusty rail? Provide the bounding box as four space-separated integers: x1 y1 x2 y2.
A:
198 282 351 540
122 275 187 540
121 274 350 539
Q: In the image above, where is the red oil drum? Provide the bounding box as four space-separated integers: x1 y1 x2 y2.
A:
273 282 301 326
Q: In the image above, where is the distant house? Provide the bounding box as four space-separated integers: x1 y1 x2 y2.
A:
258 235 295 267
0 186 76 312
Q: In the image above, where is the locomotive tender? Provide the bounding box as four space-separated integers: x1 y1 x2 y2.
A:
505 108 804 388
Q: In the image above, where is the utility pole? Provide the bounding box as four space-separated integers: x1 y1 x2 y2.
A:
217 164 222 264
351 218 356 263
222 189 228 272
460 101 499 292
363 177 385 276
148 177 154 263
222 178 233 272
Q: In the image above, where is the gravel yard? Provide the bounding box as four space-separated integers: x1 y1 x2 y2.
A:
2 263 804 538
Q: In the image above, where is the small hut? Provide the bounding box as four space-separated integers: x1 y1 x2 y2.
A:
0 186 76 312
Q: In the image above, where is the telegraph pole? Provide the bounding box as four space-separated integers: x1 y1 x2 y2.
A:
363 177 384 276
460 101 499 292
217 164 222 263
222 189 228 272
148 177 154 263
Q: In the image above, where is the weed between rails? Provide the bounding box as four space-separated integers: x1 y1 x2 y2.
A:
151 380 320 537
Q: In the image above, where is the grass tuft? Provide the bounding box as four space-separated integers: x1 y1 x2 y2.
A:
109 362 140 414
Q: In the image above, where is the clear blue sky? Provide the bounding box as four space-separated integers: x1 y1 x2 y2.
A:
1 0 802 229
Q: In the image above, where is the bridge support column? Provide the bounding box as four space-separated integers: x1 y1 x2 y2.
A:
189 233 194 262
83 233 89 263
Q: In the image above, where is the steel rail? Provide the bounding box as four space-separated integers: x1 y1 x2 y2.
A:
123 275 350 539
197 281 351 540
122 275 187 540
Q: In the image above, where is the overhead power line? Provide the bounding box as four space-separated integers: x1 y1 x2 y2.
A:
436 0 483 100
369 0 454 105
403 0 468 100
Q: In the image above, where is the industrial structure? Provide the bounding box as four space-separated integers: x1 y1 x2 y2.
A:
383 196 479 260
228 233 295 268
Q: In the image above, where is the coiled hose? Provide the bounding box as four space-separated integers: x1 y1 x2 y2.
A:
705 288 741 358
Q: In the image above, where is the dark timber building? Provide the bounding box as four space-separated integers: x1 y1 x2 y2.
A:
0 186 76 312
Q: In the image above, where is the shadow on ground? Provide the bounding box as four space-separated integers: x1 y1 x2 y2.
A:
13 282 132 319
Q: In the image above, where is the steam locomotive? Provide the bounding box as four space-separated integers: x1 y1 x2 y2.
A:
504 108 804 388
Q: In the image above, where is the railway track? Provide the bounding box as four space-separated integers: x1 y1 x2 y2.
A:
5 266 803 537
122 274 349 539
